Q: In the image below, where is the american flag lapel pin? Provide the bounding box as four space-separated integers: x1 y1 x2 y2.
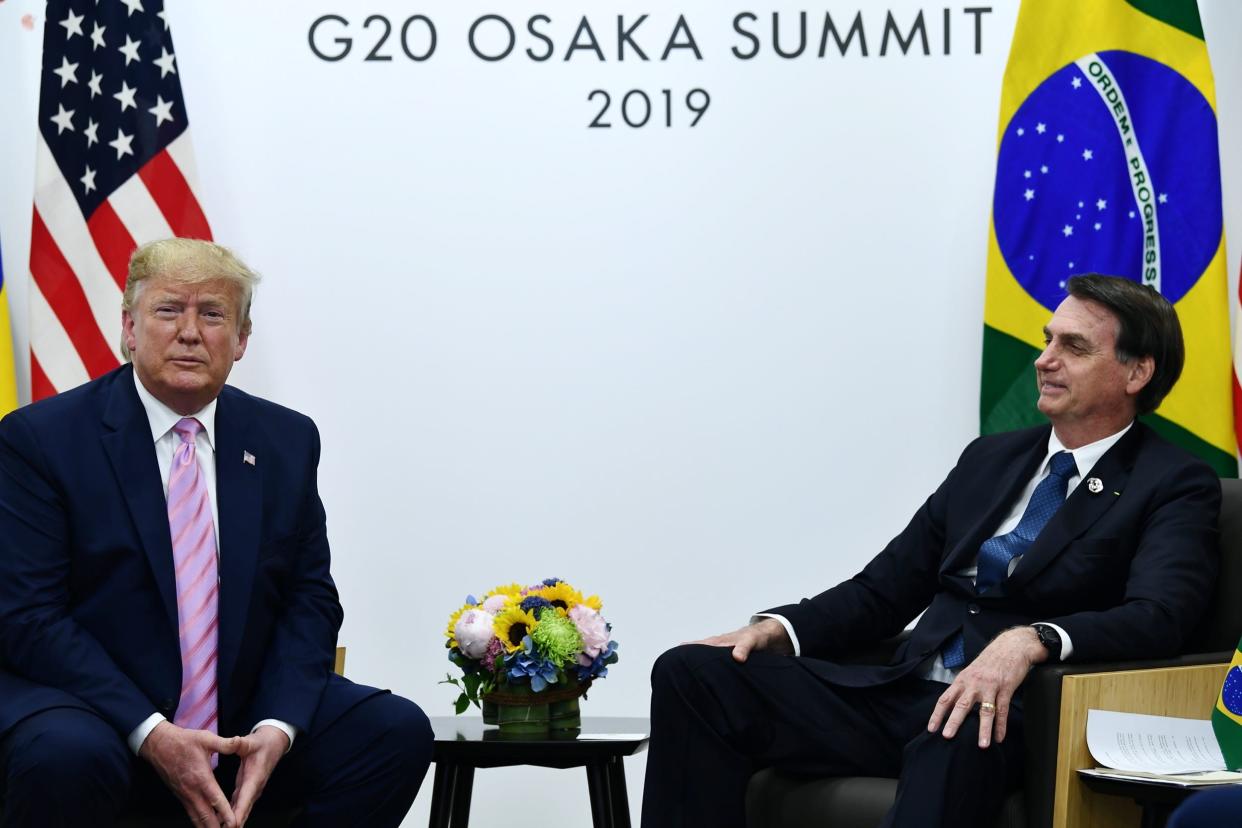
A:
243 450 256 467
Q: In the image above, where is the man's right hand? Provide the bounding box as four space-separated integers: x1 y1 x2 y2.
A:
139 721 242 827
690 617 793 662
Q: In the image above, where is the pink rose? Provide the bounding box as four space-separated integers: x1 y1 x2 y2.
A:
482 594 508 614
454 609 496 659
569 604 609 658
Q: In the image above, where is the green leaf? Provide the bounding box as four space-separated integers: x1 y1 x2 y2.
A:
454 693 470 715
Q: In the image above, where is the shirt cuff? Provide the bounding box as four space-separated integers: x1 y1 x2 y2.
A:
751 613 801 657
1039 622 1073 661
252 719 298 752
128 712 166 755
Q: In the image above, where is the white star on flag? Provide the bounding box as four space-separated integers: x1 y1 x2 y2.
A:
1036 123 1046 134
1096 199 1107 210
120 0 145 16
148 96 175 126
87 69 103 98
84 119 99 147
1094 222 1101 231
1017 127 1025 136
1024 189 1035 201
154 48 177 78
1024 170 1032 179
1071 76 1082 89
80 166 96 193
1082 149 1093 160
1056 134 1064 143
1040 165 1049 174
1158 193 1169 204
50 104 75 134
60 10 85 40
108 127 135 159
118 35 141 65
52 56 79 87
90 22 106 50
1062 225 1074 237
114 81 137 111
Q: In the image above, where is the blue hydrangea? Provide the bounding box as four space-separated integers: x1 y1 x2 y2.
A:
574 640 619 681
542 577 562 586
507 636 560 692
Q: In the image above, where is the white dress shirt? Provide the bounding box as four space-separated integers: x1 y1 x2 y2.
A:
756 422 1133 682
127 371 297 754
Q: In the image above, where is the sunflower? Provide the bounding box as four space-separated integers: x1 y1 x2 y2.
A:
583 593 603 612
486 582 524 600
494 606 539 653
534 581 584 616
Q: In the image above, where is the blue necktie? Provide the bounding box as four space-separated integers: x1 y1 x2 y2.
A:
941 451 1077 669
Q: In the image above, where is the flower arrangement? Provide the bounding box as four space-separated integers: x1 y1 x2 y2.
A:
442 578 620 715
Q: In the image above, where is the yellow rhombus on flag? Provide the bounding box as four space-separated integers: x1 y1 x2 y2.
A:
0 238 17 420
980 0 1235 476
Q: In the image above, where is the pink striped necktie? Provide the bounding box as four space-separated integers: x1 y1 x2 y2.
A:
167 417 219 744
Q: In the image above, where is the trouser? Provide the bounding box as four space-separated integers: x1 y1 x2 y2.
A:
640 644 1024 828
0 683 433 828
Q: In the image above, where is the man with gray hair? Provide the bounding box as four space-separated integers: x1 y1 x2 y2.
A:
0 238 431 827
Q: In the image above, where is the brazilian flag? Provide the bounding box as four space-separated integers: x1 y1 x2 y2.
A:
0 237 16 419
1215 639 1242 770
981 0 1235 476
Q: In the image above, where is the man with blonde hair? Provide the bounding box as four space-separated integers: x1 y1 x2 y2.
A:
0 238 431 827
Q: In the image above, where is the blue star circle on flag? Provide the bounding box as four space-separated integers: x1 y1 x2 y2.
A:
993 50 1222 310
1225 666 1242 715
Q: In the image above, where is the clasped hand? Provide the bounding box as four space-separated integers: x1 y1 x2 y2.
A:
140 721 290 827
926 626 1047 748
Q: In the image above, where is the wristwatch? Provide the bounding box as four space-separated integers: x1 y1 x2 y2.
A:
1031 623 1062 661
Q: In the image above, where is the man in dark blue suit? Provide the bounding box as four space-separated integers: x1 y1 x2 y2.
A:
0 239 432 827
642 275 1221 828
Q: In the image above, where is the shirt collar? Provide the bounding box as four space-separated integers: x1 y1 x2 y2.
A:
1045 421 1132 479
132 368 218 451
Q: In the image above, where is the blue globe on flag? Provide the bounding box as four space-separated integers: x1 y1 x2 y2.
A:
993 50 1222 310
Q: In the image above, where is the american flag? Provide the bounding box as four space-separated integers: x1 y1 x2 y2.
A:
30 0 211 400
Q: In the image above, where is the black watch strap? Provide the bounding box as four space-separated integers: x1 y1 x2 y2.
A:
1032 623 1062 661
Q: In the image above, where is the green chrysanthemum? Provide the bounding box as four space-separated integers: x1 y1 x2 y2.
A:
530 611 583 666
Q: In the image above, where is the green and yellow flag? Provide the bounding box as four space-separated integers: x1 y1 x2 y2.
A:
981 0 1235 475
0 237 17 420
1215 639 1242 770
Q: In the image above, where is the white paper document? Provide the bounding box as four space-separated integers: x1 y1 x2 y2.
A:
1086 709 1227 774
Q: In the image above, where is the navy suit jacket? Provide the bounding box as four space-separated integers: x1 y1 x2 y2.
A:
767 423 1221 686
0 365 376 741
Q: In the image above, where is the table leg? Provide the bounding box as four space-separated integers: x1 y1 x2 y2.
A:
450 765 475 828
428 762 457 828
586 760 614 828
605 756 630 828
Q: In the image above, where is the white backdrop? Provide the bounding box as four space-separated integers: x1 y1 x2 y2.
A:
2 2 1242 824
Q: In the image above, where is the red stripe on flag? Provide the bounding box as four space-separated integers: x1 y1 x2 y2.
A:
85 201 137 291
138 151 212 241
29 208 120 379
29 352 56 402
1233 374 1242 455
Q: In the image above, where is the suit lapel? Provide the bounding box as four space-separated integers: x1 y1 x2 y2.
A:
1005 425 1142 590
213 390 263 708
940 429 1049 576
100 366 180 632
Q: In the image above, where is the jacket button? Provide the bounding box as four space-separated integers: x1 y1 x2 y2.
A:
967 603 981 615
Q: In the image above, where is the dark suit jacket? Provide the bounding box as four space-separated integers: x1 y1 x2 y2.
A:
0 364 376 741
767 423 1221 687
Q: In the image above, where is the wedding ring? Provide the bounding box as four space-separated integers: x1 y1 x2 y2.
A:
980 701 996 711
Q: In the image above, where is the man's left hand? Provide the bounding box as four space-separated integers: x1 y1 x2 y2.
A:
927 626 1047 748
229 725 290 826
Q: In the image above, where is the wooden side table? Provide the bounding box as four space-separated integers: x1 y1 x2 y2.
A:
428 715 649 828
